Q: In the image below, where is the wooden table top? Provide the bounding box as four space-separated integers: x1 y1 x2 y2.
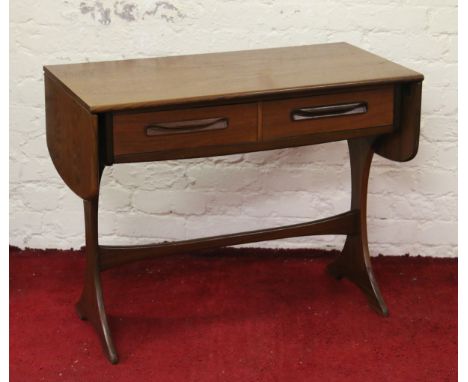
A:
44 42 423 113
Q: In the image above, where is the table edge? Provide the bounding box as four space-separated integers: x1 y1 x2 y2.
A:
43 66 423 114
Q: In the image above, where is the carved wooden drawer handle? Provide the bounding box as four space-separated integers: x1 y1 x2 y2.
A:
291 102 368 121
146 117 228 136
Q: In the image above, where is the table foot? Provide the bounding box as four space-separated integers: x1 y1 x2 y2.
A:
76 267 119 364
327 235 388 316
76 198 119 364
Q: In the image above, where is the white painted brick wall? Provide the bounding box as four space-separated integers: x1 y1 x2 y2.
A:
9 0 458 257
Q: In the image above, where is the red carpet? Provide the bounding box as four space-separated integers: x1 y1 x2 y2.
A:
10 247 457 381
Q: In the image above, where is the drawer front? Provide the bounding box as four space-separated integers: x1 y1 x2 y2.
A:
262 87 394 141
113 103 258 156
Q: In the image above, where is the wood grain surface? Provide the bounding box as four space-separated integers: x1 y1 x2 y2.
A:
375 81 423 161
262 86 394 141
44 74 100 199
113 103 258 156
44 42 423 113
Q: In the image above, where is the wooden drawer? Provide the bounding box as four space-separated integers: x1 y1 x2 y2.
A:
113 103 258 156
262 87 394 141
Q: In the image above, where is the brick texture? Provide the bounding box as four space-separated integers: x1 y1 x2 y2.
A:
9 0 458 257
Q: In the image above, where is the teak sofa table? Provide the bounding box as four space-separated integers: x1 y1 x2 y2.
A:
44 42 423 364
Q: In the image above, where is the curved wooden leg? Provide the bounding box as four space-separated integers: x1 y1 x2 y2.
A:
327 137 388 316
76 198 119 364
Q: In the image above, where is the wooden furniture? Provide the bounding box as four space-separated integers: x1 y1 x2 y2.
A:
44 42 423 364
